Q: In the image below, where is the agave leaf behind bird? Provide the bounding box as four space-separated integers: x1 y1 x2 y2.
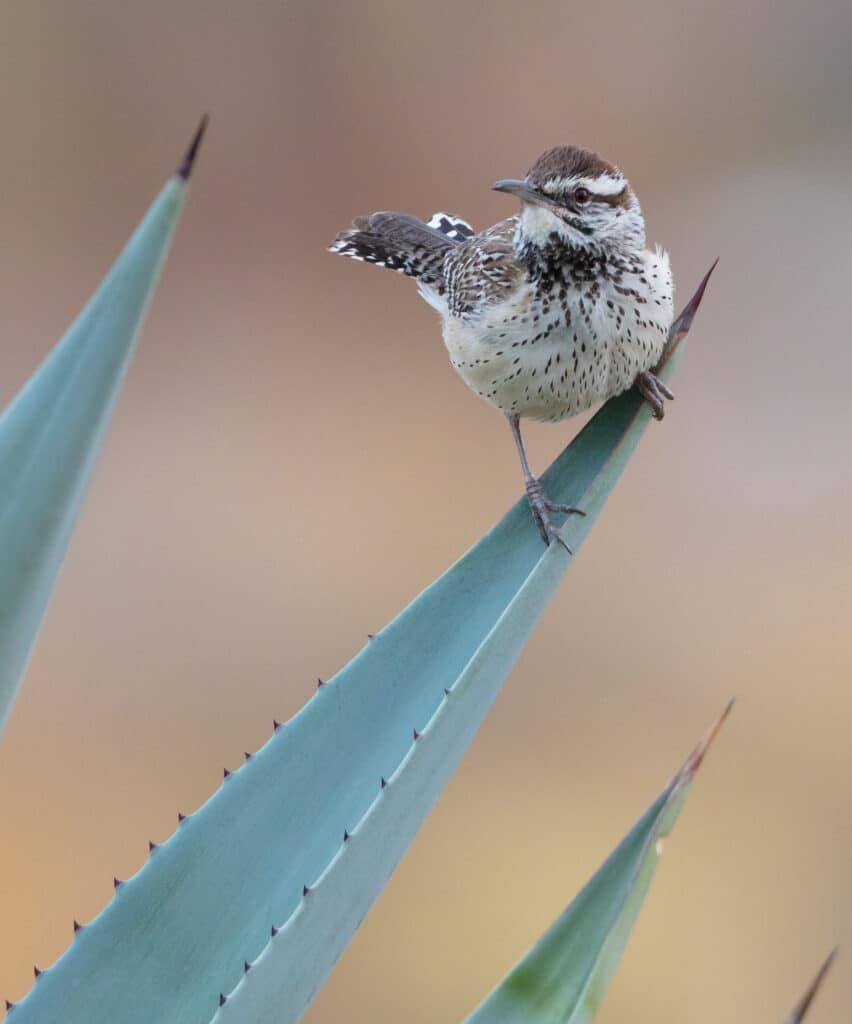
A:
0 117 207 740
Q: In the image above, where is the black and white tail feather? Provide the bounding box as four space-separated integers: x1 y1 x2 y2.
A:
426 212 475 242
328 211 474 292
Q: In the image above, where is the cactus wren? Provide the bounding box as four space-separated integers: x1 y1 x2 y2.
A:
330 145 674 546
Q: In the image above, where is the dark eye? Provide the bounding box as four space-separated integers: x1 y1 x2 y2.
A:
574 187 591 204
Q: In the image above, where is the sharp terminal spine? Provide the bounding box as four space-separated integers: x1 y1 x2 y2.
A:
177 114 209 182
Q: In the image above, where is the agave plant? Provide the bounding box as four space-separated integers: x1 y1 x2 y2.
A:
0 122 836 1024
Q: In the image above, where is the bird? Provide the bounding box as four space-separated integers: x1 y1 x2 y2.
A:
329 145 674 546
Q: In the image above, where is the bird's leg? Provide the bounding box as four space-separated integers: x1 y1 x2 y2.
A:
507 415 585 550
635 370 675 420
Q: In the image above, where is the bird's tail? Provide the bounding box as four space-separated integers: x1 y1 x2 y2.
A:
329 211 471 289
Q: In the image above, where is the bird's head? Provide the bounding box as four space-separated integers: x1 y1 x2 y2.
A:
493 145 645 255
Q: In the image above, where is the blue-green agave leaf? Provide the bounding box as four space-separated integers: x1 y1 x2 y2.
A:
785 949 837 1024
0 118 207 739
462 702 732 1024
10 267 715 1024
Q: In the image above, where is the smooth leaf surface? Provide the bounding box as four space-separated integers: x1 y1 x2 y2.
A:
10 269 714 1024
0 132 199 738
463 703 731 1024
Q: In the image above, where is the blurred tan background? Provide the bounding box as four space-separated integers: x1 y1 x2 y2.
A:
1 1 851 1020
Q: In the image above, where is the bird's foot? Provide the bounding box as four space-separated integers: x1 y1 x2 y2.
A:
636 370 674 420
525 476 586 551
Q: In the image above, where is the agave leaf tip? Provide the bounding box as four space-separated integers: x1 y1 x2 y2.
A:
177 114 209 181
675 257 718 338
786 947 838 1023
673 697 734 791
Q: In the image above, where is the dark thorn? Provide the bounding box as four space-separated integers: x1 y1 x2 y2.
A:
380 776 387 789
787 948 838 1023
178 812 186 823
273 720 282 732
658 258 718 372
5 1000 14 1011
244 752 252 761
73 920 82 934
33 966 42 979
302 884 311 897
444 687 451 697
219 993 227 1007
413 728 420 741
177 114 209 181
271 925 279 938
244 961 252 974
223 768 231 779
149 840 158 853
366 633 375 640
343 829 351 842
317 677 324 689
113 877 123 890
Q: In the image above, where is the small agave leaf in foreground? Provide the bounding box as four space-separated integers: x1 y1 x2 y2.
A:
785 949 838 1024
462 702 733 1024
0 117 207 739
11 269 714 1024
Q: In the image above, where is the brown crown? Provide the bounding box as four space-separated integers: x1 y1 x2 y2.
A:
526 145 617 185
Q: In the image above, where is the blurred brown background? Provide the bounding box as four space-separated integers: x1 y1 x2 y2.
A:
1 1 851 1021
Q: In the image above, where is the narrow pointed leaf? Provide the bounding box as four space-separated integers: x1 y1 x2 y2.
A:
13 269 714 1024
463 703 732 1024
785 949 838 1024
0 119 206 737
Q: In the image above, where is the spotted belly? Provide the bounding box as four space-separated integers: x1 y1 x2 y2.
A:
440 255 673 422
442 302 668 422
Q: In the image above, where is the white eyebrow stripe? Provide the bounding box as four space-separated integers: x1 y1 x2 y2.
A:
540 173 626 196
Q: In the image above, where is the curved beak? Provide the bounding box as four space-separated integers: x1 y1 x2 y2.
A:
492 178 550 207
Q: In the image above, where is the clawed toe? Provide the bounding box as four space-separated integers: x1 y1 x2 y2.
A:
525 478 583 550
636 370 674 420
545 501 586 517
